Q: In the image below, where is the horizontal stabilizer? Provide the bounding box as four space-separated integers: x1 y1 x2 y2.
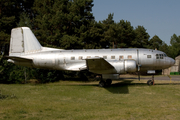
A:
5 56 32 62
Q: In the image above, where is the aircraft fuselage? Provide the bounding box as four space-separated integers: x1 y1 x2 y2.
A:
11 48 174 74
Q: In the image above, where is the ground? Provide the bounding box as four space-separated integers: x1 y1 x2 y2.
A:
0 75 180 120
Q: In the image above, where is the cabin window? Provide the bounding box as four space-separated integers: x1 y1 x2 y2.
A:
87 56 91 59
103 56 107 59
119 56 124 59
79 56 83 60
128 55 132 59
111 56 115 59
147 55 151 58
71 56 75 60
160 54 163 59
156 54 159 59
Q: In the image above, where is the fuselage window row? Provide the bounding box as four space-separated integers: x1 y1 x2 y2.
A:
71 55 136 60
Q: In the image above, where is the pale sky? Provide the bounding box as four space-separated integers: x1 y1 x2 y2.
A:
92 0 180 45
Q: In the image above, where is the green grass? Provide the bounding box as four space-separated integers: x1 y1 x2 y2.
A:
1 80 180 120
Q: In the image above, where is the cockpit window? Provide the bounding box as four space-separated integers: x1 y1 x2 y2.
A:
156 54 164 59
164 54 167 57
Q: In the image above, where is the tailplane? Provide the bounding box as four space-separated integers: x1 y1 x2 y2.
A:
9 27 42 56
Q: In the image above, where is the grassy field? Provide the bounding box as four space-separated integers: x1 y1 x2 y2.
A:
1 79 180 120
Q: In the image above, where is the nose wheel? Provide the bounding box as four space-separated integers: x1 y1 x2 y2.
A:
147 80 153 85
147 75 154 86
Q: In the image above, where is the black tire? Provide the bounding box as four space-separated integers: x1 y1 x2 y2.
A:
99 80 106 87
106 79 112 86
147 80 153 85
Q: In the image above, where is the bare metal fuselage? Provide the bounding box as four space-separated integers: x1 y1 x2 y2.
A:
7 27 175 80
10 48 174 74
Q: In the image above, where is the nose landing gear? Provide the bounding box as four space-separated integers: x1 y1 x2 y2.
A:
147 75 154 86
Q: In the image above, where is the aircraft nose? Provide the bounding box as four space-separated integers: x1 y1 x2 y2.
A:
169 58 175 66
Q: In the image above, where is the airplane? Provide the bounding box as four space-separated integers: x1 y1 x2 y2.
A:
6 27 175 87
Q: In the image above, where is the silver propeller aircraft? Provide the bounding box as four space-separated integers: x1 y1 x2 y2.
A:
6 27 175 87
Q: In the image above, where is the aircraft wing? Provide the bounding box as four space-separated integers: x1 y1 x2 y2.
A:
85 57 116 74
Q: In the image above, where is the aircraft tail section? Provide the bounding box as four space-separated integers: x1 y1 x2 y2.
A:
9 27 42 56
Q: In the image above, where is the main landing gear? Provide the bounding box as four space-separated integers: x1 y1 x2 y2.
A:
99 79 112 87
147 75 154 86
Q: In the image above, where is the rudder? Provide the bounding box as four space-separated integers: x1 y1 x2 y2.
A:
9 27 42 56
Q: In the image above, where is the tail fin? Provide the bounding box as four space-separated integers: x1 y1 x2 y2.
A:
9 27 42 56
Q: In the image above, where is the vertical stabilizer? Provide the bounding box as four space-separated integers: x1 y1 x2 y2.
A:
9 27 42 56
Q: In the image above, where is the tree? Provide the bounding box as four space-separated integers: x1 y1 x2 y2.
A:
116 20 135 48
133 26 150 48
82 20 104 49
100 14 135 48
0 56 27 83
33 0 94 49
168 34 180 58
148 35 163 50
18 12 33 29
0 0 34 51
101 13 116 48
159 42 170 57
31 68 64 83
30 0 95 82
0 0 35 83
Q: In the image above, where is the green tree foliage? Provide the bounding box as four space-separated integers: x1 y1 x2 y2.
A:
101 13 115 48
168 34 180 58
0 0 17 51
116 20 135 48
159 42 171 57
83 20 104 49
100 14 135 48
0 56 27 83
148 35 163 50
133 26 150 48
0 0 34 84
18 12 33 29
0 0 34 50
31 68 64 83
33 0 94 49
30 0 95 83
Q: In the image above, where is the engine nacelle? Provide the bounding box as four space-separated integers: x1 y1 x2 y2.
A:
111 59 137 74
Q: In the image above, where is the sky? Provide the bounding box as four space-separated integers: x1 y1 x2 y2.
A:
92 0 180 45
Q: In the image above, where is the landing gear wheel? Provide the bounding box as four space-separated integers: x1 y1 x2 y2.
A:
106 79 112 86
99 80 106 87
147 80 153 86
